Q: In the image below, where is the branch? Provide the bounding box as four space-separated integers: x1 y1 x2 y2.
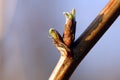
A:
49 0 120 80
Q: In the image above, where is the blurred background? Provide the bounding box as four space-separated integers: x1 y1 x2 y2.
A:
0 0 120 80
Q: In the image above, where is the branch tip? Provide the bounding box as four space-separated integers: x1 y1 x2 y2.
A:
63 9 76 21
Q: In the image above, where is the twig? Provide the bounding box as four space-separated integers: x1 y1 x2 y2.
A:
49 0 120 80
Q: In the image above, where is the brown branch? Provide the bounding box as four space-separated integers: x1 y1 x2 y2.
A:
49 0 120 80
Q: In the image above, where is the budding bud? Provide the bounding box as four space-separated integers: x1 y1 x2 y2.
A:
63 9 76 47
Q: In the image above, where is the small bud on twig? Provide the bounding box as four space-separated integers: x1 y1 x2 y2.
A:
49 28 70 56
63 9 76 47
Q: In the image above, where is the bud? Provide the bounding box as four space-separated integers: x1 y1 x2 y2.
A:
63 9 76 47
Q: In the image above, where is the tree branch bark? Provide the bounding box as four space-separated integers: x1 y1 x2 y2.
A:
49 0 120 80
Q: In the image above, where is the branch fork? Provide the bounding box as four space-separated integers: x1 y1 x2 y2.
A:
49 9 76 80
49 9 76 57
48 0 120 79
